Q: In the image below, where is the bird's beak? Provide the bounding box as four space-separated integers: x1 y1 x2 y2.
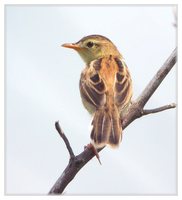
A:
61 43 81 50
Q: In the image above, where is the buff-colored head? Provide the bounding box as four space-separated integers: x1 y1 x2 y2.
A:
62 35 121 64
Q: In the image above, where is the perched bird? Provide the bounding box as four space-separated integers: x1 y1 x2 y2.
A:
62 35 132 149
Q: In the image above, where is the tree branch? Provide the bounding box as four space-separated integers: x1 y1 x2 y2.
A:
49 48 177 195
55 121 75 158
122 48 177 129
142 103 176 116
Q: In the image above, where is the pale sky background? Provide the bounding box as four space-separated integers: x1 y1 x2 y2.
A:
5 5 176 195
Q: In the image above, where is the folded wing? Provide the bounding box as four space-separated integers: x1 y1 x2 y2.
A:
79 63 106 110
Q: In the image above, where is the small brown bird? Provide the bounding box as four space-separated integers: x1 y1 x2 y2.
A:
62 35 132 150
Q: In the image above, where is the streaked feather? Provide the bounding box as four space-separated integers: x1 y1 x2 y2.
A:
63 35 132 149
80 56 132 148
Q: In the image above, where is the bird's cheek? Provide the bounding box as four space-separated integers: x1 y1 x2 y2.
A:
77 50 90 63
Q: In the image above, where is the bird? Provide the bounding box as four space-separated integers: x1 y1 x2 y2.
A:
62 35 133 151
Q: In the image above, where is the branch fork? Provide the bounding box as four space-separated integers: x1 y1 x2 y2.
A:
49 48 177 195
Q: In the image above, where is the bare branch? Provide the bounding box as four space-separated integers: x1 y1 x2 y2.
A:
122 48 177 129
55 121 75 158
49 48 177 195
142 103 176 115
136 48 176 108
49 133 102 194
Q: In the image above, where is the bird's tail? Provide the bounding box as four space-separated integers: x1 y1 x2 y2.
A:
91 105 122 148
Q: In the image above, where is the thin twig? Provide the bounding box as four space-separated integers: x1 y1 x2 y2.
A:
142 103 176 115
55 121 75 158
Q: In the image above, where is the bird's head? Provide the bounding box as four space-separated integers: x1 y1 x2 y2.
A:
62 35 121 64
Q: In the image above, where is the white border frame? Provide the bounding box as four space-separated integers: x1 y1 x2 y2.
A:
0 1 181 200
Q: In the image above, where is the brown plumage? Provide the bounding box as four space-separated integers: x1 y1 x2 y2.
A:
80 56 132 148
62 35 133 149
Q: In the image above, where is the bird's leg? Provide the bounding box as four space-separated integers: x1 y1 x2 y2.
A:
84 143 102 165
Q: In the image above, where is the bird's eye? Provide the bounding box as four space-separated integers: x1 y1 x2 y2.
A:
86 41 94 48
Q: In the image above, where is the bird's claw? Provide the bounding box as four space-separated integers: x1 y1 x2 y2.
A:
85 143 102 165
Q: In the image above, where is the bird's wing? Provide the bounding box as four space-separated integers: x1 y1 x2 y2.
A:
79 61 106 109
114 58 133 108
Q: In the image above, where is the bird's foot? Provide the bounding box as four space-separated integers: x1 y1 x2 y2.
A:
84 143 102 165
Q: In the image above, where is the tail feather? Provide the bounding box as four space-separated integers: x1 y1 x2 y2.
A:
109 111 122 146
91 110 111 145
91 106 122 148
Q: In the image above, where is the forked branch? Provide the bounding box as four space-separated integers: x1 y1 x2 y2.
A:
49 48 177 195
